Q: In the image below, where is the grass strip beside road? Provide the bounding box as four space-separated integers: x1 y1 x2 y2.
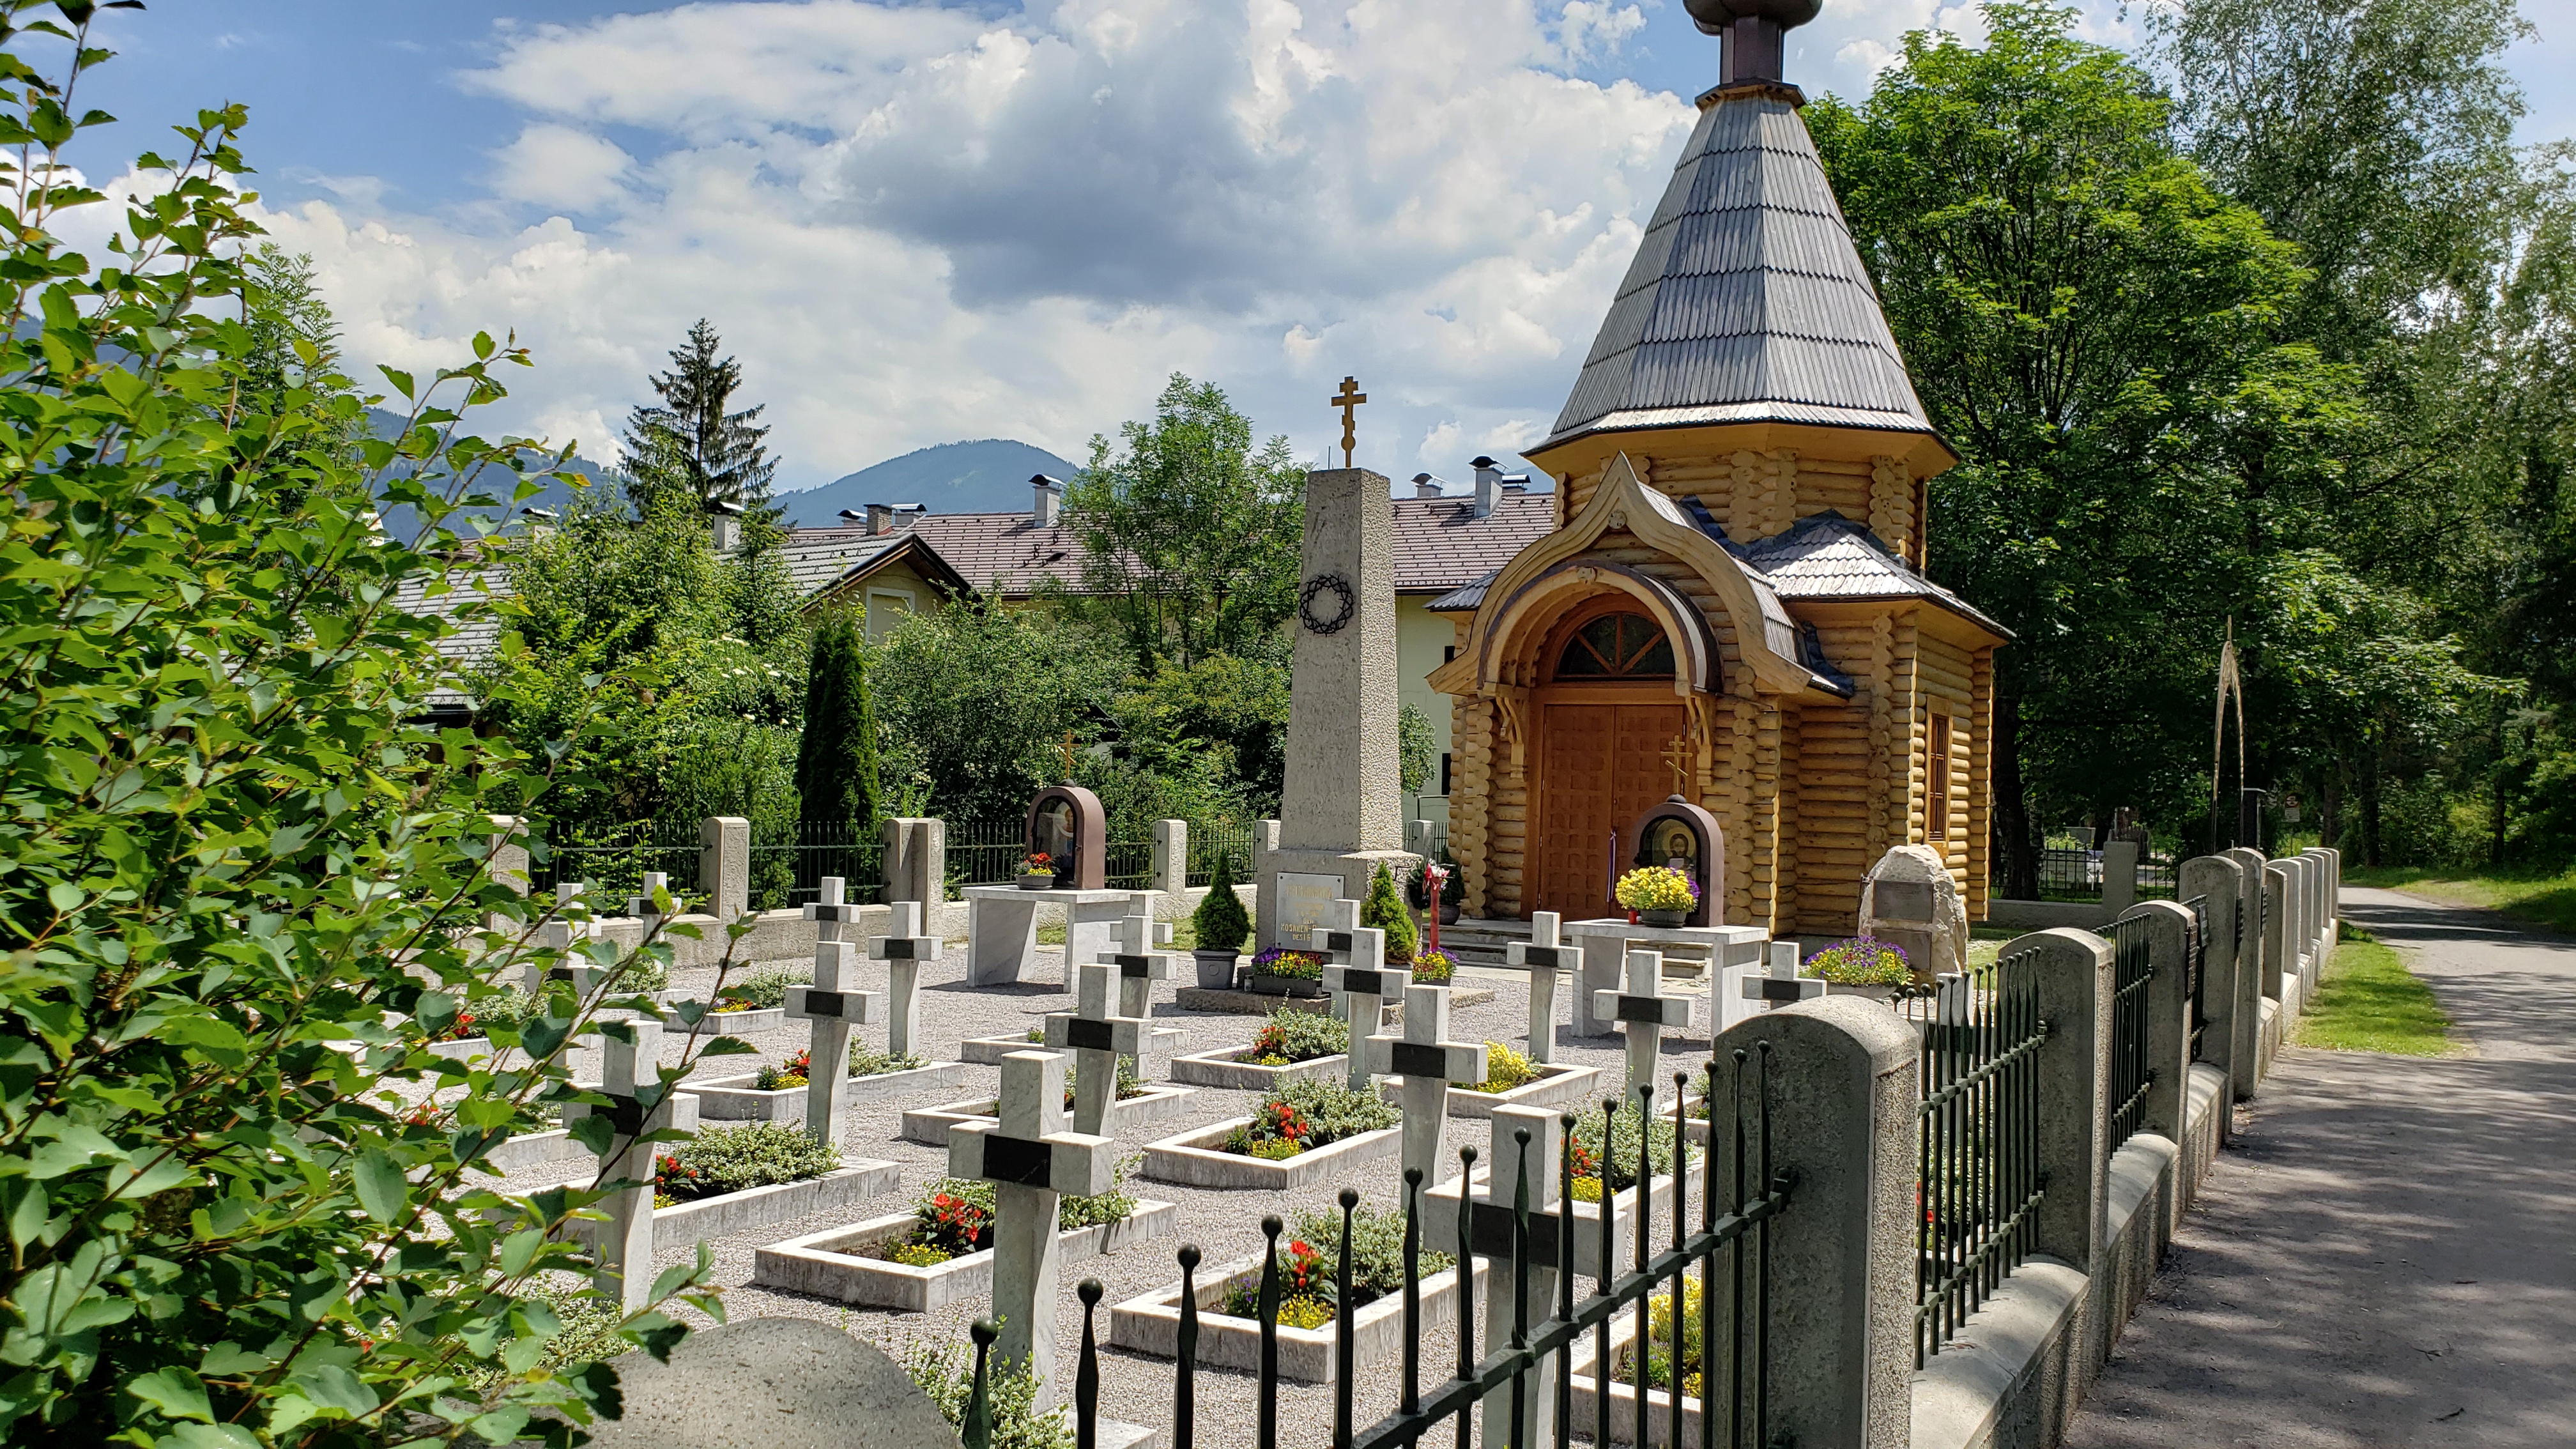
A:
2294 927 2460 1057
2345 864 2576 935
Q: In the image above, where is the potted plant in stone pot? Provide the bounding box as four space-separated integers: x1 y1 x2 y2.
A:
1800 937 1911 1002
1246 947 1325 998
1018 850 1057 891
1191 851 1252 990
1406 854 1466 926
1615 864 1698 928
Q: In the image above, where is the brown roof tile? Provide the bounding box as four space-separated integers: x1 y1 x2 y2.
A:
1388 491 1556 593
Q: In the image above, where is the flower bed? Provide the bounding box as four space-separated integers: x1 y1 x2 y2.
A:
753 1169 1169 1309
900 1064 1198 1146
1246 947 1324 997
1143 1080 1402 1188
692 1043 972 1121
1803 936 1912 986
1376 1042 1601 1119
1409 948 1456 984
1224 1079 1399 1160
1567 1280 1710 1445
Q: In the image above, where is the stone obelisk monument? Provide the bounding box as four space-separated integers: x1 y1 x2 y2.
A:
1255 378 1415 949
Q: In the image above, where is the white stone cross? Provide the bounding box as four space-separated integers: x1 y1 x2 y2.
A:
1042 962 1146 1136
1364 984 1487 1188
530 881 597 997
1316 899 1398 1091
592 1018 674 1312
624 870 668 923
869 898 942 1060
1591 949 1699 1105
1505 910 1578 1064
1740 939 1821 1020
804 874 862 944
1096 898 1176 1078
785 877 884 1147
947 1050 1119 1394
1468 1105 1564 1446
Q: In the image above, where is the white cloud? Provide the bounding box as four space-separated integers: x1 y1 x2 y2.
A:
135 0 1787 488
487 124 634 211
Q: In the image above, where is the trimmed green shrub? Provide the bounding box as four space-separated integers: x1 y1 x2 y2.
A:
1229 1078 1399 1154
657 1121 839 1198
1568 1101 1677 1193
1193 850 1253 953
1288 1202 1453 1304
1361 861 1420 963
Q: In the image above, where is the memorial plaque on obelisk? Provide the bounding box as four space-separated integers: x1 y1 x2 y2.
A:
1256 379 1416 947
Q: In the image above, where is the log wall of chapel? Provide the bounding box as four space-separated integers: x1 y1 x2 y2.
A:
1560 448 1925 564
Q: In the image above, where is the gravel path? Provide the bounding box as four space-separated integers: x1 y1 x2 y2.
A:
493 944 1726 1448
2062 888 2576 1448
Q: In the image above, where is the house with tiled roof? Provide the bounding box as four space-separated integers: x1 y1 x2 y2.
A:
1424 6 2011 935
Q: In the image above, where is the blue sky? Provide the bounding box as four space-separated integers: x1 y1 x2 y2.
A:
57 1 2576 493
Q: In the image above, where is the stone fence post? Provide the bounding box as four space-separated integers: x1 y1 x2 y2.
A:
2101 838 2140 914
2017 928 2114 1365
2177 854 2247 1114
2113 901 2195 1144
483 815 528 931
881 818 947 905
1149 819 1188 900
1249 817 1282 946
700 816 750 923
2260 863 2290 1004
1717 996 1917 1449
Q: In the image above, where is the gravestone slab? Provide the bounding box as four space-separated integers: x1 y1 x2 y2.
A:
581 1317 960 1449
1857 844 1967 981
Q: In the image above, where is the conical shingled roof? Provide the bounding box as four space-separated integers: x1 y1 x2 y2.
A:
1540 90 1934 452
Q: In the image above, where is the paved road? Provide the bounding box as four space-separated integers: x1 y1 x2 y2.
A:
2064 887 2576 1448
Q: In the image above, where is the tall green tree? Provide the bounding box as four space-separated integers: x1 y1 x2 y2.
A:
1810 3 2367 886
1062 373 1305 668
795 611 883 827
871 594 1127 821
620 318 781 524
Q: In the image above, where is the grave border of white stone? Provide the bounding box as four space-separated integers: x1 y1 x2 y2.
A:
1421 1160 1682 1282
1105 1250 1485 1384
1167 1043 1349 1091
558 1162 899 1259
656 1003 785 1036
751 1199 1180 1311
900 1084 1199 1147
1372 1059 1602 1119
686 1059 974 1121
1137 1115 1402 1190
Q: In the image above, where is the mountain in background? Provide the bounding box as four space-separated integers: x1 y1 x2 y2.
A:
365 407 611 542
774 438 1082 526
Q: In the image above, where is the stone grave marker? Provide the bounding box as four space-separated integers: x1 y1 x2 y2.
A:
1465 1105 1563 1446
624 870 668 924
1100 894 1176 1075
785 878 884 1146
1315 900 1396 1092
593 1018 675 1312
1590 949 1698 1103
947 1051 1119 1395
1740 940 1821 1018
869 899 942 1061
529 881 596 996
1363 983 1486 1186
1043 963 1146 1136
1505 910 1577 1064
1858 844 1966 981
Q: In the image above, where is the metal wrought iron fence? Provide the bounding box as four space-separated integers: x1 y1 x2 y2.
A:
2106 914 2155 1146
2182 894 2210 1061
527 820 701 905
949 816 1030 890
747 820 884 913
2136 852 2181 901
1905 947 2048 1363
959 1064 1793 1449
1186 823 1255 888
2034 847 2101 901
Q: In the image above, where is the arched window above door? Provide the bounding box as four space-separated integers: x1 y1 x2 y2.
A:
1554 612 1675 679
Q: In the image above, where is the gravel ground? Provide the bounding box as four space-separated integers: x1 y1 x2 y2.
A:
485 944 1726 1448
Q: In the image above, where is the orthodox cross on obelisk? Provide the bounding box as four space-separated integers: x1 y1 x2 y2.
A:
1330 376 1367 467
1662 735 1691 798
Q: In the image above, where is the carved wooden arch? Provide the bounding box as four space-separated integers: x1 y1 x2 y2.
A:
1425 451 1819 700
1476 561 1721 699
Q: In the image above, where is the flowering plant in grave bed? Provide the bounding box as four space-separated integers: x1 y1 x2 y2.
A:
431 986 550 1041
1248 1009 1348 1066
753 1041 931 1090
1214 1204 1455 1329
1249 947 1324 981
1222 1079 1398 1159
716 964 811 1011
1409 948 1456 985
1615 1279 1709 1399
875 1164 1143 1268
1802 935 1912 986
652 1121 839 1206
1614 865 1700 915
1467 1040 1539 1095
1565 1101 1678 1201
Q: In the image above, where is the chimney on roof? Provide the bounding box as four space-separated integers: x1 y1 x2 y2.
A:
838 509 866 528
1411 472 1446 500
864 503 893 536
1031 474 1065 526
708 499 744 554
1470 457 1505 519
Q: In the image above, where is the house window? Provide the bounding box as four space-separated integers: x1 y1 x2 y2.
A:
864 587 916 641
1440 751 1452 796
1928 713 1952 845
1554 613 1675 679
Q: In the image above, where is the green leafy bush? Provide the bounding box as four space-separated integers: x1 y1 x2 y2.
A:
1568 1101 1678 1193
1288 1203 1454 1304
1192 850 1253 953
657 1121 839 1199
906 1333 1073 1449
1229 1079 1399 1154
1362 861 1421 962
1249 1009 1349 1064
718 963 811 1010
0 26 736 1441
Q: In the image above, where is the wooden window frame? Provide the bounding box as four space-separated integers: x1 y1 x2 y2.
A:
1927 711 1953 847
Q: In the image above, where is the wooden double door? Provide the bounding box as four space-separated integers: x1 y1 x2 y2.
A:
1530 698 1689 920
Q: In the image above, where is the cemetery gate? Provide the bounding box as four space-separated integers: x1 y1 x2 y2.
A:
955 1046 1795 1449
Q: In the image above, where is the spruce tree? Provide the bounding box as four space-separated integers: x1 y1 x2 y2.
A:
1191 848 1251 953
795 612 881 829
1361 861 1419 964
620 318 781 526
